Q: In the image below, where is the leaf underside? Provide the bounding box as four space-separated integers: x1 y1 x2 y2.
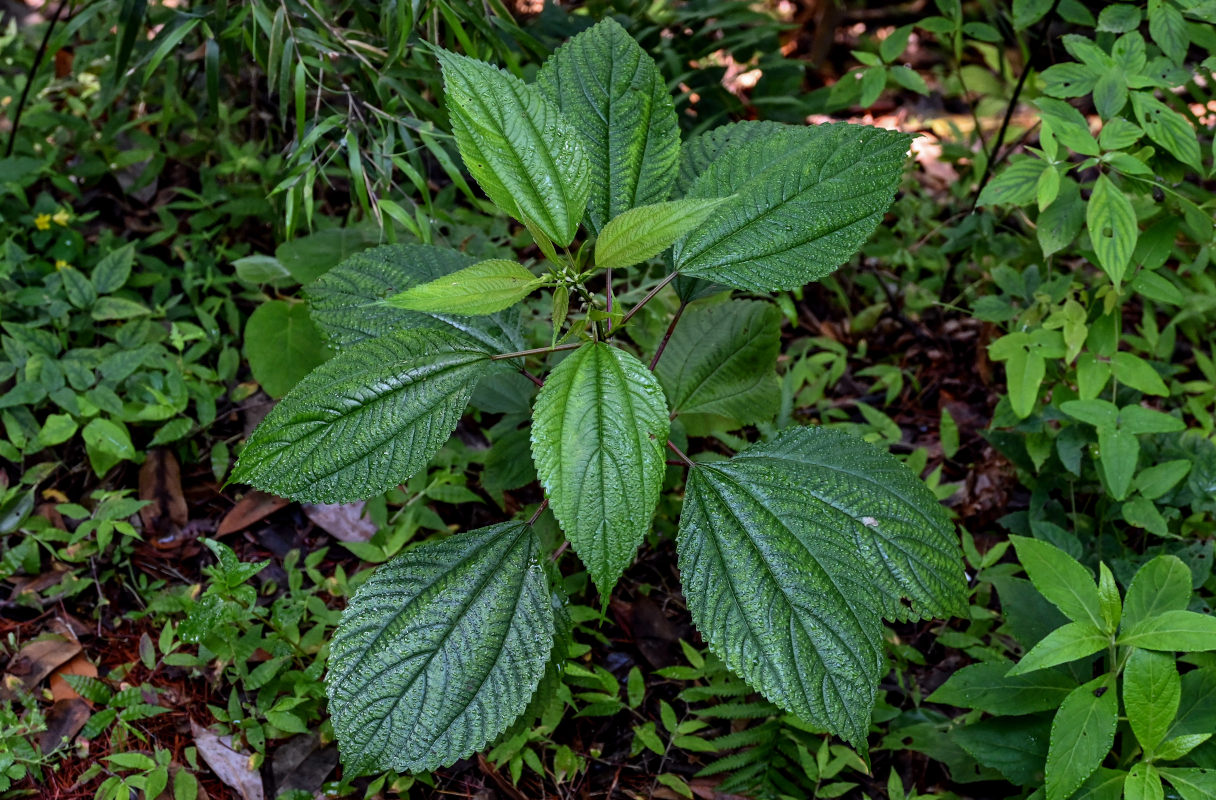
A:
438 50 590 247
673 123 911 292
327 522 555 774
531 342 670 595
305 244 525 353
537 18 680 235
677 426 966 745
231 329 499 503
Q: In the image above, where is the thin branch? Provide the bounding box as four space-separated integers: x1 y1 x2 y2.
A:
528 498 550 526
604 267 614 334
616 272 678 329
649 300 688 371
666 440 695 468
492 342 582 361
519 368 544 388
6 0 71 158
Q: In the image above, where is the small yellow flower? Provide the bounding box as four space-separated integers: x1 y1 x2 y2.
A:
55 259 71 270
34 213 51 231
52 209 71 226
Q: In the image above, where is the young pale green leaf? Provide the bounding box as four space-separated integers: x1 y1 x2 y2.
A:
437 50 590 247
386 259 543 316
654 300 781 427
1111 352 1169 396
677 426 966 745
1087 174 1138 288
1098 427 1139 501
1119 611 1216 651
531 343 669 596
231 329 501 503
306 244 525 353
1155 734 1211 762
1097 563 1121 633
326 522 554 774
676 121 787 196
1159 768 1216 800
673 123 910 292
1131 92 1203 174
927 661 1076 714
1046 676 1118 800
1124 556 1194 630
1125 764 1165 800
1006 622 1109 675
1010 536 1104 628
537 18 679 234
1124 648 1181 754
595 198 728 270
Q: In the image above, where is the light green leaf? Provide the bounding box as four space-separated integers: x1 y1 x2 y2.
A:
245 300 332 399
1060 398 1119 429
1111 352 1169 396
92 243 135 294
530 343 669 595
1007 622 1109 675
1155 734 1211 762
1098 427 1140 501
1098 563 1121 633
1120 406 1186 435
1159 768 1216 800
1013 0 1054 28
437 50 590 247
1099 118 1144 150
1118 610 1216 651
1046 677 1118 800
327 522 554 774
654 300 781 426
1092 71 1128 120
1097 4 1142 32
978 158 1047 207
1074 768 1127 800
38 414 78 448
1038 179 1085 257
1041 63 1098 98
1005 345 1046 419
1124 648 1181 753
1131 92 1203 173
232 329 501 503
537 18 680 235
927 661 1076 714
1124 555 1194 630
306 244 525 354
1087 174 1138 287
673 123 910 292
82 418 136 477
1036 98 1101 156
387 260 542 316
677 426 966 745
1010 536 1103 628
1148 0 1189 64
676 120 787 196
595 198 728 270
1125 764 1165 800
1170 667 1216 740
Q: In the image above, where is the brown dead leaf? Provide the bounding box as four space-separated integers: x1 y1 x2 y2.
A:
2 636 82 694
191 719 265 800
49 655 98 702
140 449 189 537
217 491 289 537
611 595 691 670
40 698 90 755
301 501 377 543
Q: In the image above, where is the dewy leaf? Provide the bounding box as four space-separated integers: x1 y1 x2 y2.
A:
676 426 966 745
1009 536 1104 628
231 329 501 503
437 50 590 247
327 522 554 774
531 343 669 595
387 259 543 316
673 123 910 292
1087 174 1138 288
1046 676 1118 800
1124 648 1181 753
1006 622 1109 675
537 18 680 234
1118 610 1216 651
595 198 729 270
306 244 525 354
655 299 781 426
676 120 787 196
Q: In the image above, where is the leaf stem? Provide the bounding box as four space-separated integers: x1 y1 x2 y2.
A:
649 299 688 371
491 342 582 361
528 498 549 526
666 440 695 468
519 368 544 388
616 272 678 330
604 267 614 334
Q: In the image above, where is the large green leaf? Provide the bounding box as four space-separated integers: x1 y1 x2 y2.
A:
676 426 966 745
1124 648 1181 753
1130 92 1203 174
672 123 910 292
927 661 1076 714
537 18 680 234
305 244 524 353
438 50 590 247
531 343 669 595
244 299 332 398
387 259 544 316
654 299 781 427
327 522 555 774
1086 174 1138 288
231 329 501 503
1046 676 1118 800
676 120 787 196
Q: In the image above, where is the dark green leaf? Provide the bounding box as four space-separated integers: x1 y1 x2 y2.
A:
927 661 1075 714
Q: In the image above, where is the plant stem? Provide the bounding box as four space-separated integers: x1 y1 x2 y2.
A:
491 342 582 361
605 267 614 334
616 272 678 330
6 0 72 158
519 368 544 388
649 300 688 371
528 498 550 526
666 440 695 468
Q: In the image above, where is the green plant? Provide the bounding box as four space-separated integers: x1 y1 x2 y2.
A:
229 19 969 776
929 537 1216 800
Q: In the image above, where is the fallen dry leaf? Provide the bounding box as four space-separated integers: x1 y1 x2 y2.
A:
140 448 189 537
191 719 265 800
49 655 99 702
2 636 82 695
301 501 377 543
40 698 90 755
217 490 289 537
